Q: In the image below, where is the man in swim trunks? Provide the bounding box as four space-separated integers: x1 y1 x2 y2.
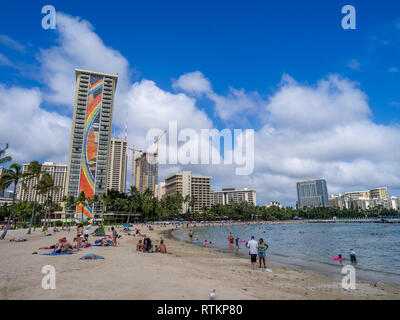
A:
188 229 194 240
246 236 258 270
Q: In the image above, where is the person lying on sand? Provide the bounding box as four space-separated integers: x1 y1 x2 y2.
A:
81 253 104 260
9 238 27 242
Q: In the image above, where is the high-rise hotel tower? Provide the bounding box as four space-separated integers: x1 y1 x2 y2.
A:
65 69 118 221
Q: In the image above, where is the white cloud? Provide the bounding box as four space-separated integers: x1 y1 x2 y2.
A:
173 71 266 122
172 71 212 95
0 85 71 163
37 13 131 106
347 59 361 70
0 35 25 52
0 53 13 67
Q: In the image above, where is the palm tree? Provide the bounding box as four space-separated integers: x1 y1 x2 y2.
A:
0 143 12 164
62 195 78 224
36 173 60 228
141 188 154 221
0 163 23 239
77 191 87 223
23 161 42 234
128 186 140 223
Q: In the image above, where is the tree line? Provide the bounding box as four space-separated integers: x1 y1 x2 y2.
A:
1 143 399 239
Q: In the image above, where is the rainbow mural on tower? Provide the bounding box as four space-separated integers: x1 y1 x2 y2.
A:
77 74 104 218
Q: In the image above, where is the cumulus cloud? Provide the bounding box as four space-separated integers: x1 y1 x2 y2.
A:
37 13 131 106
173 71 266 122
172 71 212 95
0 85 71 163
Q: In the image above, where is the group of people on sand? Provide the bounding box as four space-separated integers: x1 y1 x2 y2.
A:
136 236 167 253
39 237 80 253
246 235 269 270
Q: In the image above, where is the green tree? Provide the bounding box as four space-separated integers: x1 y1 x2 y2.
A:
77 191 87 222
37 173 60 228
0 163 23 239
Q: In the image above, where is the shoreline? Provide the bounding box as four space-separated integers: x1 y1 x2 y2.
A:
0 223 399 299
166 224 400 288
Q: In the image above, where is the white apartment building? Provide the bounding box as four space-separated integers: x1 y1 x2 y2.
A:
329 187 398 211
154 182 166 200
18 162 67 205
212 188 256 206
164 171 211 213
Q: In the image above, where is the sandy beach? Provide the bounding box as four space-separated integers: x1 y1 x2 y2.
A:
0 223 399 300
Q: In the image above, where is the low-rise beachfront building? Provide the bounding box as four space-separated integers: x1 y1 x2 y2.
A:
329 189 399 211
266 201 283 208
212 188 256 206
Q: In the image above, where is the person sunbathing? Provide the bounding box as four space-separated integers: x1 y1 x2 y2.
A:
81 253 104 260
9 238 27 242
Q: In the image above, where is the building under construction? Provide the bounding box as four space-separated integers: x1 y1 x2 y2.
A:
135 152 158 193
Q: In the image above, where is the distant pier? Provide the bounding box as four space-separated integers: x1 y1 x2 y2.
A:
307 217 400 223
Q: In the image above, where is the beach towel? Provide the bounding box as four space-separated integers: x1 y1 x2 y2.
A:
40 252 77 256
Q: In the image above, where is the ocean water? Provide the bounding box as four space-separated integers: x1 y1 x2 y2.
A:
172 222 400 286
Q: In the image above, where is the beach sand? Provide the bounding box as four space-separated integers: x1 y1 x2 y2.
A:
0 224 399 300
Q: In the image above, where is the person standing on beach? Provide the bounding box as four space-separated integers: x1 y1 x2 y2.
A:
246 236 258 270
111 227 118 246
350 249 357 263
235 237 239 249
257 238 268 269
189 229 194 241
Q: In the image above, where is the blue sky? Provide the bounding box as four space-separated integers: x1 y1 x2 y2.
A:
0 0 399 205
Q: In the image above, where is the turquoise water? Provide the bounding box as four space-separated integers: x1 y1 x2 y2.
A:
172 223 400 286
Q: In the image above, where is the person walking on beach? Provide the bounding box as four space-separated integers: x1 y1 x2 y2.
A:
235 237 239 249
246 236 258 270
258 238 268 269
350 249 357 263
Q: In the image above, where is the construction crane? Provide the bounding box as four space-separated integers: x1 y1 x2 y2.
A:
129 130 167 189
128 146 143 189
